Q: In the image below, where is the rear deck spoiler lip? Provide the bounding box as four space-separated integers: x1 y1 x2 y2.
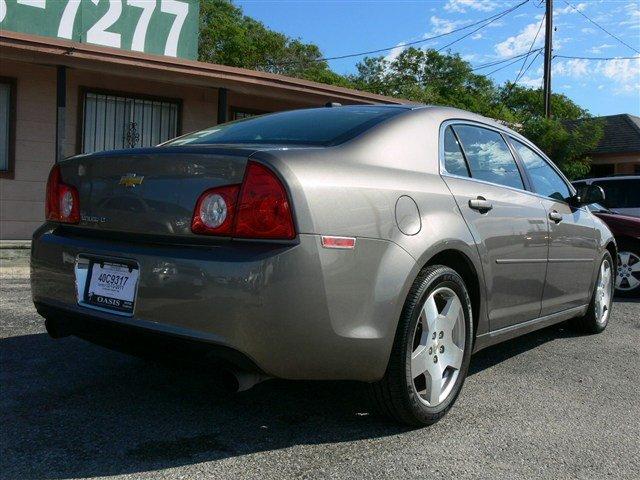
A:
63 144 323 163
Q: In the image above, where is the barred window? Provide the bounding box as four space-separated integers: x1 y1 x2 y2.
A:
81 91 180 154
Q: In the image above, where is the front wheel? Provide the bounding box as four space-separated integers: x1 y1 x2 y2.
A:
571 252 614 334
369 265 473 426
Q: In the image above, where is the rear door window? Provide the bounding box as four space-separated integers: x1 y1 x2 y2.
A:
511 139 571 202
453 125 525 190
443 126 470 177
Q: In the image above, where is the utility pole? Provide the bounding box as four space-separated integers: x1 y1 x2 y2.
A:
543 0 553 118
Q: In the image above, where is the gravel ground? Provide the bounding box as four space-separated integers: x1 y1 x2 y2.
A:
1 264 639 480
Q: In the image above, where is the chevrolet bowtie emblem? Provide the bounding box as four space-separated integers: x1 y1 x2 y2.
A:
119 173 144 187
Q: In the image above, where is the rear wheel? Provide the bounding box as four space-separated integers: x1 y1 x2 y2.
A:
615 241 640 297
571 252 614 334
370 265 473 426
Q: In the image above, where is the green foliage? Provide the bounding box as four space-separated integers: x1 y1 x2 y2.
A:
499 83 589 121
198 0 352 86
497 85 603 178
350 48 602 178
516 117 603 179
197 2 603 177
351 48 513 121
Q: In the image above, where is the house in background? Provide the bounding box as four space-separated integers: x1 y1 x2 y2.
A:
580 114 640 176
0 1 402 241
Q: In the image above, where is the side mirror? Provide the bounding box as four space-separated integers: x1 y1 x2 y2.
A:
572 185 606 206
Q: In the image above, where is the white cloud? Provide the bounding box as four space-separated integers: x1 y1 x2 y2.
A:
581 27 596 34
589 43 615 54
444 0 498 13
619 1 640 26
471 33 483 40
555 2 587 15
518 75 543 88
495 20 545 58
428 16 467 35
553 58 590 78
551 56 640 95
384 42 406 62
599 57 640 93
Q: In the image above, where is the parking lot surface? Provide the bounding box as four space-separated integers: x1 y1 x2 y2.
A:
1 262 639 480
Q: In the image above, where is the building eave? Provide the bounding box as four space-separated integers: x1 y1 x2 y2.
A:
0 30 409 105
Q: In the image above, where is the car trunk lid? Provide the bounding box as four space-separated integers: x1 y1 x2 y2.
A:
58 146 258 237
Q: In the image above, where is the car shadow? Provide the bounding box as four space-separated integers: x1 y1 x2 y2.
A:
0 321 581 479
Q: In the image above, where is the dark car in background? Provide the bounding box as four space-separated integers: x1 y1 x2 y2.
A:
573 175 640 217
587 203 640 297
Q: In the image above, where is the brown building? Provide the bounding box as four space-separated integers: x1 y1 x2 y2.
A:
584 114 640 176
0 31 403 240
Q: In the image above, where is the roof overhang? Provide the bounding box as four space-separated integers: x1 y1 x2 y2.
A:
0 30 406 105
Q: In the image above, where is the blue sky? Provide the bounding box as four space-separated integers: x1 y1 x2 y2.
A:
236 0 640 116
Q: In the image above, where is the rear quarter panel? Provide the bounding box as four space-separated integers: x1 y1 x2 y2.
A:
254 109 488 337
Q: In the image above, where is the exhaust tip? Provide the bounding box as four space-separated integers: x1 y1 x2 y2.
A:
219 369 270 393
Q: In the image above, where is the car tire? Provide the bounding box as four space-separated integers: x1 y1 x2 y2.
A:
615 240 640 298
369 265 474 427
571 251 615 334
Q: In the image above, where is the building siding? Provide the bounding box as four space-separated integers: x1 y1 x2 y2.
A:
0 60 346 239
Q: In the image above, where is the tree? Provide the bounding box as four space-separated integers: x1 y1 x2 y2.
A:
499 85 603 179
515 116 603 179
351 48 512 121
352 49 603 178
197 2 603 178
198 0 352 86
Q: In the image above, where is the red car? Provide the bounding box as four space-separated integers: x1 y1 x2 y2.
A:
588 204 640 297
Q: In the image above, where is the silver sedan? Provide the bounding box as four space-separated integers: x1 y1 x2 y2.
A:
31 105 616 426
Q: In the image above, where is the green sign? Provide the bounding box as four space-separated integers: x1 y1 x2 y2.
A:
0 0 199 59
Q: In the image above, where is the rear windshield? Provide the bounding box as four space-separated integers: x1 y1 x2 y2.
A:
593 179 640 208
166 106 405 147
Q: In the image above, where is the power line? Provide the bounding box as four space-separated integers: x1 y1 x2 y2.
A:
554 54 640 60
501 49 543 101
561 0 640 55
263 0 530 67
513 13 545 84
471 48 543 71
517 49 543 82
485 51 538 76
436 1 526 53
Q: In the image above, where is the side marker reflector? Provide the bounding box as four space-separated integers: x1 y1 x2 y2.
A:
321 236 356 249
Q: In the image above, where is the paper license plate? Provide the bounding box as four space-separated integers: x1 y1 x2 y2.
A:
84 261 139 314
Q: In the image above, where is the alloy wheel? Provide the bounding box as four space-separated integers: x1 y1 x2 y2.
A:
595 258 613 325
616 251 640 292
410 287 465 407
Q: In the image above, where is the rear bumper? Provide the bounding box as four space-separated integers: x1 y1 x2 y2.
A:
31 225 416 381
36 302 264 373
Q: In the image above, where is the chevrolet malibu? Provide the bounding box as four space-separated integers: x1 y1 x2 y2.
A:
32 105 616 426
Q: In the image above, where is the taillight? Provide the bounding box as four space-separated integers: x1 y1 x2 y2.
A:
45 164 80 224
191 185 240 235
235 162 295 239
191 161 295 240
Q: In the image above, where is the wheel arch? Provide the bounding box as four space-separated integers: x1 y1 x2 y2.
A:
421 248 482 338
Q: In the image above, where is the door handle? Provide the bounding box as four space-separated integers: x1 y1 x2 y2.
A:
469 197 493 212
548 210 563 223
